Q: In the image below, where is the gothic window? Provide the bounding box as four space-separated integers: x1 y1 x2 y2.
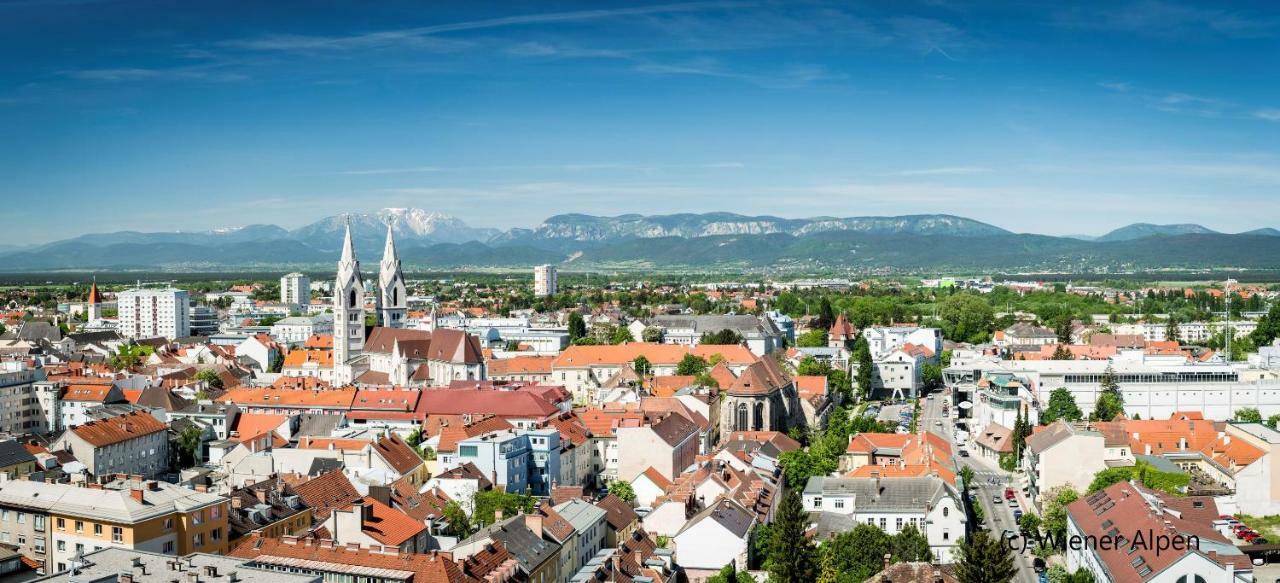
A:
392 288 399 306
736 403 748 432
754 402 765 431
348 288 356 308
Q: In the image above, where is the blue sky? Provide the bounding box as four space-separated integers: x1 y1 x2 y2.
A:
1 0 1278 244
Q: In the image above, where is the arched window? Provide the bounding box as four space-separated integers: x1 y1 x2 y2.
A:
753 402 765 431
943 507 949 517
348 288 356 308
391 288 398 306
736 403 748 431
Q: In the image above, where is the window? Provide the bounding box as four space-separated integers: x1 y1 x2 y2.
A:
56 518 64 530
94 524 102 536
16 534 23 545
193 533 204 547
0 533 7 543
459 445 478 457
16 513 24 524
812 496 822 508
211 528 221 541
75 543 83 553
57 540 65 552
833 499 844 509
896 518 904 530
212 506 221 519
193 510 203 525
163 541 174 553
75 521 83 533
943 507 949 517
943 530 950 541
164 518 173 530
111 527 122 543
34 515 45 532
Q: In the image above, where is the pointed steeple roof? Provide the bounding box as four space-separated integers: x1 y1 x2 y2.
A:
382 221 399 264
87 277 102 305
340 217 357 265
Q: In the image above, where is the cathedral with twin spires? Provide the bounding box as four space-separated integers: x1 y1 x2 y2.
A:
328 219 483 387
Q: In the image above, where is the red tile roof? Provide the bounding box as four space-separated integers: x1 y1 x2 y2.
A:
71 410 166 447
230 535 470 583
418 387 559 419
357 497 428 546
487 356 554 376
288 470 362 520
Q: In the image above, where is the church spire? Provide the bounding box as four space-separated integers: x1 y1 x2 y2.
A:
340 216 357 265
378 218 407 328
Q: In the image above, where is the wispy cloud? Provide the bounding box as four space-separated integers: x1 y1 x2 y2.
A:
1056 1 1279 39
1254 109 1280 122
336 161 747 176
883 166 991 177
1098 81 1242 119
219 2 741 52
634 58 844 88
60 67 248 83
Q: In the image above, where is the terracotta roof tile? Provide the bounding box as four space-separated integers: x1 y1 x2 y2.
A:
71 410 166 447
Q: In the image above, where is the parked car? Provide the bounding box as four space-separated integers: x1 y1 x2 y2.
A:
1005 488 1016 500
993 495 1003 503
1014 509 1024 521
958 449 970 457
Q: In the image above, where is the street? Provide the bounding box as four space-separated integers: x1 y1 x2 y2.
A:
919 392 1040 583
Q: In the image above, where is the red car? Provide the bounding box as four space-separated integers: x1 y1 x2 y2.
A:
1005 488 1016 500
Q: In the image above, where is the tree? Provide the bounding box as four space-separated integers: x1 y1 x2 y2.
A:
959 466 975 490
1092 366 1123 421
855 339 874 399
442 501 471 537
472 489 535 527
1051 344 1075 360
1267 414 1280 429
768 490 816 583
195 368 224 390
632 356 653 377
921 363 943 390
778 448 837 489
1017 512 1042 534
568 312 587 341
1236 407 1263 423
611 326 635 345
820 523 890 582
1166 316 1180 345
1041 487 1079 542
891 524 932 562
676 353 710 376
1042 388 1083 424
1250 304 1280 347
642 326 664 343
817 297 836 330
608 480 636 503
796 329 827 348
954 530 1017 583
940 294 995 344
694 371 720 389
707 564 757 583
701 329 744 345
174 425 205 467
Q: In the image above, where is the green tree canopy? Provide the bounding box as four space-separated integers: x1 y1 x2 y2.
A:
768 490 817 583
940 294 995 344
1042 388 1083 424
797 329 828 348
632 355 653 377
954 530 1017 583
1236 407 1263 423
676 353 710 376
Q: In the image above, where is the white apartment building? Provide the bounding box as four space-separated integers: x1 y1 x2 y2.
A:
802 475 965 563
534 264 558 297
862 326 943 360
1112 320 1258 344
279 273 311 306
270 314 333 345
946 351 1280 420
116 288 190 340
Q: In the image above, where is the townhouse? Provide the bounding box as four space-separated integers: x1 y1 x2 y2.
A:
550 343 757 403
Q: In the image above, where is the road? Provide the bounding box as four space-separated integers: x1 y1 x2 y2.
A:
920 391 1040 583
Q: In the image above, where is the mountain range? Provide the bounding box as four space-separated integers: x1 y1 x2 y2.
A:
1 209 1278 273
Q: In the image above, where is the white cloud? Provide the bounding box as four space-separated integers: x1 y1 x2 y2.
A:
883 166 990 177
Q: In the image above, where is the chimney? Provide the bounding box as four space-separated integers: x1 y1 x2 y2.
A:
231 497 242 509
883 553 892 573
130 488 145 503
525 513 544 538
195 485 207 493
186 570 199 583
120 574 133 583
227 571 238 583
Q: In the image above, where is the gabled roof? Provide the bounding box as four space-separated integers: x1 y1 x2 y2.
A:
288 470 362 520
355 497 428 546
0 440 37 468
234 414 291 441
595 494 639 531
727 357 790 397
134 386 192 412
373 433 424 474
675 498 753 539
71 410 167 447
229 535 471 583
418 388 559 419
487 356 554 376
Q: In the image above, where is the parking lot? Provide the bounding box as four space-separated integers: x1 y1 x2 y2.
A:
869 403 913 432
